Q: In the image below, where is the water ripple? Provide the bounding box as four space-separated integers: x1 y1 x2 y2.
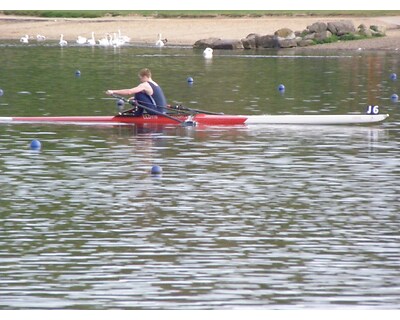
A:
1 47 400 309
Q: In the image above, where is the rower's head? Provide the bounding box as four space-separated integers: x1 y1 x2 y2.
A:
138 68 151 82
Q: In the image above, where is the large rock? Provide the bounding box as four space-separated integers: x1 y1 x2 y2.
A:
297 39 314 47
307 22 327 33
304 33 316 40
241 33 258 49
276 38 297 48
212 39 244 50
193 37 220 49
370 25 386 36
274 28 296 40
314 30 332 41
193 37 244 50
358 24 372 37
327 20 356 36
256 35 279 48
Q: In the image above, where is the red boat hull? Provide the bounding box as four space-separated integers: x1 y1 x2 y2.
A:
4 114 248 126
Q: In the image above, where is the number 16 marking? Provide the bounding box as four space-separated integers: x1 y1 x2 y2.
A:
366 105 380 115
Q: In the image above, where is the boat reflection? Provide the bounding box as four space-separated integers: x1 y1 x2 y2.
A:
94 122 390 144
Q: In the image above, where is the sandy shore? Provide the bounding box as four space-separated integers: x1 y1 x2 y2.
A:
1 14 400 50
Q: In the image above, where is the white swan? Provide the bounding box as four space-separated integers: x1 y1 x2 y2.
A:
111 33 125 47
118 29 130 43
155 33 167 47
76 35 87 45
36 34 46 41
98 34 111 46
87 32 96 46
59 34 68 47
203 47 213 59
20 35 29 43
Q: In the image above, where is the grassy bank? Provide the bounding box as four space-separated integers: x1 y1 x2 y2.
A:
2 10 400 19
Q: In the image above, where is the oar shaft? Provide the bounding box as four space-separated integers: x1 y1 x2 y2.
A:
136 103 184 123
172 105 223 115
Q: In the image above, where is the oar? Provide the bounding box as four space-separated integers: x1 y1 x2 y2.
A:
169 104 224 115
111 94 195 126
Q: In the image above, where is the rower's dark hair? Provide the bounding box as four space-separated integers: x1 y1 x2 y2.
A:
139 68 151 78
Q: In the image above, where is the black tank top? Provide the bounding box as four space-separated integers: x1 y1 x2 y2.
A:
148 81 167 109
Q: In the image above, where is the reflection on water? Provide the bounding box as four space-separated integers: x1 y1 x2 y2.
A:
0 45 400 309
1 123 399 309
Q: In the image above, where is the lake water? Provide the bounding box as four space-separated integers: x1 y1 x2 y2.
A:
0 42 399 310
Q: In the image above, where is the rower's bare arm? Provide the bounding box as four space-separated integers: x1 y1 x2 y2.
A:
106 82 153 96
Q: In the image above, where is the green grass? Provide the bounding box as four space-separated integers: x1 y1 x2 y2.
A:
1 11 125 18
2 10 400 19
312 32 385 45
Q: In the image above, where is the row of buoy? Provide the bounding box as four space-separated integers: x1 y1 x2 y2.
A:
79 68 397 103
186 79 286 91
389 72 397 102
276 72 399 100
1 71 398 105
28 138 163 174
276 82 399 102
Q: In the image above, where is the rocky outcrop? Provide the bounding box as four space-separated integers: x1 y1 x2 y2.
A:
274 28 297 48
297 39 314 47
256 34 279 48
193 37 221 49
307 22 327 34
274 28 296 40
370 25 386 36
193 19 386 50
241 33 258 49
304 20 354 40
327 20 356 36
358 24 372 37
193 37 244 49
212 39 244 49
314 30 332 41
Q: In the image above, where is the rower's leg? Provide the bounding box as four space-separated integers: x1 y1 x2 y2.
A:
120 99 143 116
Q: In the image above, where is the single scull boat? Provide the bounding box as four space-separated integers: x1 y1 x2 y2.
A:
0 113 389 126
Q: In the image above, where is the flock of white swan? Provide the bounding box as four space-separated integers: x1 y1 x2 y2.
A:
19 31 167 48
19 31 213 57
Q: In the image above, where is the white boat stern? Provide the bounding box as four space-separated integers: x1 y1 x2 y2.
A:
0 117 13 122
244 114 389 125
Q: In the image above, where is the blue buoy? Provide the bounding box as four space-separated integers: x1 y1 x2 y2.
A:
390 73 397 81
30 139 41 150
278 84 285 92
187 77 194 83
0 88 3 96
75 70 81 77
151 165 162 175
391 93 399 102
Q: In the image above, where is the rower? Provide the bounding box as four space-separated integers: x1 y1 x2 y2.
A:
106 68 167 116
